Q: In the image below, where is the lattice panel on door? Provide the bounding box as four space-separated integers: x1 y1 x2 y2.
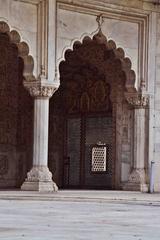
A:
91 146 107 172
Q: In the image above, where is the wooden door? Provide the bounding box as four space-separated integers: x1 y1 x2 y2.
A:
63 115 113 189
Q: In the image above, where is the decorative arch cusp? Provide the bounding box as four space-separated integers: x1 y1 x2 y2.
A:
0 21 35 82
59 30 137 97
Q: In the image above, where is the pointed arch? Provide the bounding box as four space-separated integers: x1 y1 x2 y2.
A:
0 21 35 81
49 29 138 189
59 30 137 94
0 21 34 188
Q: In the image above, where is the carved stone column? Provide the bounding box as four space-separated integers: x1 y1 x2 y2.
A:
124 93 149 192
21 81 58 192
110 86 124 189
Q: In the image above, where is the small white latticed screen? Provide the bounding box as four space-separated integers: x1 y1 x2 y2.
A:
91 146 107 172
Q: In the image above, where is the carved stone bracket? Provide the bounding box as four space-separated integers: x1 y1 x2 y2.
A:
23 80 59 98
125 92 149 108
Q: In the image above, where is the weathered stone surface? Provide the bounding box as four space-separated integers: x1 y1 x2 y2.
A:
0 192 160 240
0 0 160 192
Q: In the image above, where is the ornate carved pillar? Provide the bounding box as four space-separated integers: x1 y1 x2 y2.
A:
110 86 124 189
21 81 58 192
124 92 149 192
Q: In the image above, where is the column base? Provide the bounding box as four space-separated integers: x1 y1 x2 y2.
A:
123 182 148 192
21 166 58 192
123 168 148 192
21 181 58 192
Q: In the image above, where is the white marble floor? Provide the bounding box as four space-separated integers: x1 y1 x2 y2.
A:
0 195 160 240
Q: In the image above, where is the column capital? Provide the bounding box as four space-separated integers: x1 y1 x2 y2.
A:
124 92 149 109
23 80 59 98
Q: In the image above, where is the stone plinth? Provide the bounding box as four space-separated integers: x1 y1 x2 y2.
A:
21 166 58 192
123 168 148 192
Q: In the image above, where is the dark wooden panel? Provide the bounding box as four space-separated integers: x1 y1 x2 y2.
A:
84 116 113 188
67 118 81 186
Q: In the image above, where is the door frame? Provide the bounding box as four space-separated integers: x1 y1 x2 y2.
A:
63 111 116 189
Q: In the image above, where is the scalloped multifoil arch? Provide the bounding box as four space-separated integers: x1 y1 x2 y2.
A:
0 21 35 81
57 32 93 80
58 30 137 93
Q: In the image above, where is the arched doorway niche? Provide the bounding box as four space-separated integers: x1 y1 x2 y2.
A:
49 29 140 189
0 21 35 188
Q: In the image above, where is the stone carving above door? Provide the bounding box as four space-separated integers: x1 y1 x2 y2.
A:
62 65 112 114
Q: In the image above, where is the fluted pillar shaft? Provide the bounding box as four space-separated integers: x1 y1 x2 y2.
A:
133 108 146 169
33 98 49 166
21 83 58 192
